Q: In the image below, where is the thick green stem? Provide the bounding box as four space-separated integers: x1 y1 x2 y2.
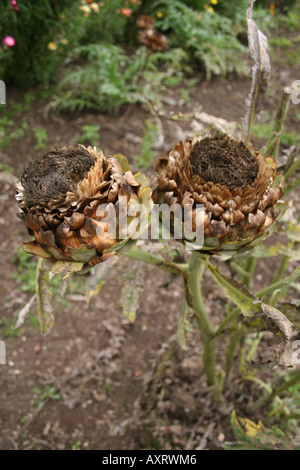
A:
272 371 300 399
216 306 241 335
187 252 223 402
257 265 300 299
284 156 300 181
284 177 300 196
242 256 257 289
262 86 292 160
225 329 245 385
251 370 300 410
272 254 290 286
125 246 188 275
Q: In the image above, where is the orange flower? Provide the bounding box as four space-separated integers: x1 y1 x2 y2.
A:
121 8 132 17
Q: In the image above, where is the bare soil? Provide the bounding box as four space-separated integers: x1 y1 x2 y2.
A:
0 41 299 450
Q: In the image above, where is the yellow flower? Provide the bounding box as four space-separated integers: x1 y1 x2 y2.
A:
207 6 214 13
156 11 163 18
60 38 69 45
211 0 218 4
48 42 58 51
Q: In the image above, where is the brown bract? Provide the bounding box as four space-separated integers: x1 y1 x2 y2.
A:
138 29 168 52
152 134 284 253
136 15 156 30
16 145 144 266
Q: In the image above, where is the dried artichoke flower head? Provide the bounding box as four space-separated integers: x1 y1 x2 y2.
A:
16 144 152 272
153 133 285 255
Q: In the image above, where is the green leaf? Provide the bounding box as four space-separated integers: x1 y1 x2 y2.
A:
207 263 259 316
70 246 96 263
36 259 55 335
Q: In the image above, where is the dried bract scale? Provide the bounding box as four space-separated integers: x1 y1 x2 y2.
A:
152 134 285 255
16 145 153 272
136 15 155 30
138 29 168 52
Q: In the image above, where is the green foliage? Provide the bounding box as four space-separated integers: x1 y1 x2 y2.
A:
11 247 61 293
33 127 48 150
0 318 22 338
135 120 158 170
146 0 247 79
269 37 294 47
0 0 80 87
12 247 38 293
252 110 300 148
278 9 300 30
71 441 82 451
79 0 140 45
52 44 190 113
0 117 28 149
227 410 300 450
0 161 14 174
32 385 61 407
75 124 101 147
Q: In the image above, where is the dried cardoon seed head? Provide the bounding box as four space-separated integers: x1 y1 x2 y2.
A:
136 15 155 30
138 29 168 52
16 144 152 272
189 134 258 189
153 134 285 255
19 146 95 210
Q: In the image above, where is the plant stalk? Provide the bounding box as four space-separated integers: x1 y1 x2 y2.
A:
125 246 188 275
262 86 292 160
242 256 257 289
187 252 223 402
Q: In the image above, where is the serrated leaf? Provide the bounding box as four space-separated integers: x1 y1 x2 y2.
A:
36 258 55 335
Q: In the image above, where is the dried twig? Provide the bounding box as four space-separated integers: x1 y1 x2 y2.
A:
14 294 36 329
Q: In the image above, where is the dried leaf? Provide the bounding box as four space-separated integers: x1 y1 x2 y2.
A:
121 262 145 323
42 259 84 279
208 262 300 368
242 0 271 141
14 294 36 330
85 257 118 303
